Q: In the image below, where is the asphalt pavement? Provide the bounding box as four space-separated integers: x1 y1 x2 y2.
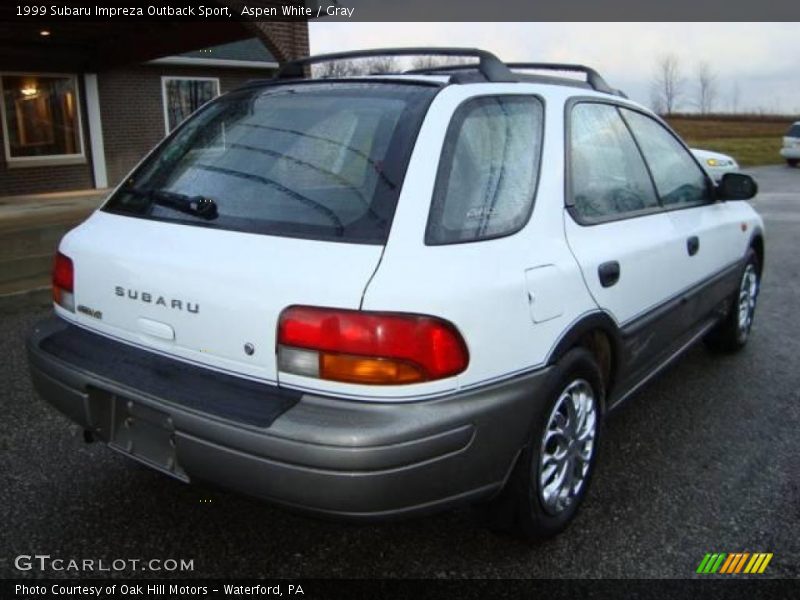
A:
1 165 798 579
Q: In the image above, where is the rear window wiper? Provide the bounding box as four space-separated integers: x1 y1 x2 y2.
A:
150 189 218 220
120 186 218 220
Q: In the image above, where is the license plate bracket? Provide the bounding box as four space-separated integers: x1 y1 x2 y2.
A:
106 394 189 482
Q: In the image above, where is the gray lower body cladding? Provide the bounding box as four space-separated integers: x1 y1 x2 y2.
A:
27 316 551 520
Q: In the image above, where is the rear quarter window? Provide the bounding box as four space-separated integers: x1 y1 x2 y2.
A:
426 96 544 245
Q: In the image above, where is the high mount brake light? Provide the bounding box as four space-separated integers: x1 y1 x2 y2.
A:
52 252 74 312
277 306 469 385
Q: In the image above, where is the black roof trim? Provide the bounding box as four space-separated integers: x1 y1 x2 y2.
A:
506 63 616 94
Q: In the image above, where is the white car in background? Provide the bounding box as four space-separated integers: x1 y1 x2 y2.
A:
780 121 800 167
691 148 739 181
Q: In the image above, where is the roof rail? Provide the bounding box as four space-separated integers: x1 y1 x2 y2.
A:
276 47 517 83
506 63 616 95
274 49 622 95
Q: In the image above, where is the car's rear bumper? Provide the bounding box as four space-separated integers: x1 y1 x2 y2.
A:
27 316 552 520
780 147 800 159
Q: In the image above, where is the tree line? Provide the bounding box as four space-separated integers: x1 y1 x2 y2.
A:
650 54 745 116
312 53 782 116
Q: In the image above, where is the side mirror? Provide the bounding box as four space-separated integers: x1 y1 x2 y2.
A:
717 173 758 201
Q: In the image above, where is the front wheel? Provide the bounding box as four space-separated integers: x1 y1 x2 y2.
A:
485 348 603 540
787 159 798 168
705 249 760 353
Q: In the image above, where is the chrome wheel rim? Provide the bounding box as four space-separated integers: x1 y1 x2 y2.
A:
737 264 758 337
538 379 597 516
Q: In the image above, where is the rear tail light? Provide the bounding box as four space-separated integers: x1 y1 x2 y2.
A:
277 306 469 385
52 251 74 312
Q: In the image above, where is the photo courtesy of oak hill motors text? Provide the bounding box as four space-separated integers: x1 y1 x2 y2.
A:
15 583 302 597
19 3 356 17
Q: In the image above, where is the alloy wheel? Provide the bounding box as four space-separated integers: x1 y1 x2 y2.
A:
537 379 597 515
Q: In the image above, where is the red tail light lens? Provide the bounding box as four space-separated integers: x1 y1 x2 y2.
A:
52 251 74 311
277 306 469 385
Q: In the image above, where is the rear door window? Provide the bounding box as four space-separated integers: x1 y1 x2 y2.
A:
568 103 659 222
426 96 544 245
104 83 437 244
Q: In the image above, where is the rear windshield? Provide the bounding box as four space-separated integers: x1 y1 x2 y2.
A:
103 82 437 244
787 124 800 137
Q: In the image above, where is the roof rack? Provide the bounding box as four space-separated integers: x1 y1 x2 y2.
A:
273 48 622 96
276 47 517 83
506 63 615 95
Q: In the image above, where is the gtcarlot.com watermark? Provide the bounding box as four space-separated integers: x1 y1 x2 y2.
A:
14 554 194 573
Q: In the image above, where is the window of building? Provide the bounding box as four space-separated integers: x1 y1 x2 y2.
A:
162 77 220 134
0 73 84 164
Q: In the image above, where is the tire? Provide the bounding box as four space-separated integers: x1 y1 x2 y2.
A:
787 159 798 168
485 347 603 541
704 249 760 353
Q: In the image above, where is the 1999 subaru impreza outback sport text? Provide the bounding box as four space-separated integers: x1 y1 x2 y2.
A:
27 48 764 540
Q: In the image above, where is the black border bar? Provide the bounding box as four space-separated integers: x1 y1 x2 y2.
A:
4 578 800 600
3 0 800 22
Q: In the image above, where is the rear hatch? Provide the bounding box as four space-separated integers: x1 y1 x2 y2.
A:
58 81 437 384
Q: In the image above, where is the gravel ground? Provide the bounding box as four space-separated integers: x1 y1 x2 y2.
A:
1 165 798 580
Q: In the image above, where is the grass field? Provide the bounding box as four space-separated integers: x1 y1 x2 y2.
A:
664 114 795 167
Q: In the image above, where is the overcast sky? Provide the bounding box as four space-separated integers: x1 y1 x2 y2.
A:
309 22 800 114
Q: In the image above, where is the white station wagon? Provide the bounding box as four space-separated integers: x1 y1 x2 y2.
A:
28 48 764 539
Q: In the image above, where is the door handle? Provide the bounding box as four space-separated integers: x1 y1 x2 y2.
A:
598 261 620 288
687 236 700 256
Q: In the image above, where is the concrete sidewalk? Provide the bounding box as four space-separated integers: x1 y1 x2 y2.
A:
0 189 108 312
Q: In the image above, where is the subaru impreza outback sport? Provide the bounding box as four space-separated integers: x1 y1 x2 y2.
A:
27 49 764 540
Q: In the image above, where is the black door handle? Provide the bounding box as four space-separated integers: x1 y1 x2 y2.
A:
687 236 700 256
598 261 620 288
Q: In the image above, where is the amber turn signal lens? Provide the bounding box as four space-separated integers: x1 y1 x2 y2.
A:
320 353 425 385
278 306 469 383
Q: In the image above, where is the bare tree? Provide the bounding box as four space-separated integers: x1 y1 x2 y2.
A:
649 89 666 115
312 59 359 78
695 61 718 114
359 56 399 75
410 55 447 70
730 81 741 113
650 54 683 115
410 55 472 71
314 54 471 79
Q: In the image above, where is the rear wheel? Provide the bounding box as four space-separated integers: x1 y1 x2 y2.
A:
705 249 760 353
486 348 603 540
788 159 798 167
